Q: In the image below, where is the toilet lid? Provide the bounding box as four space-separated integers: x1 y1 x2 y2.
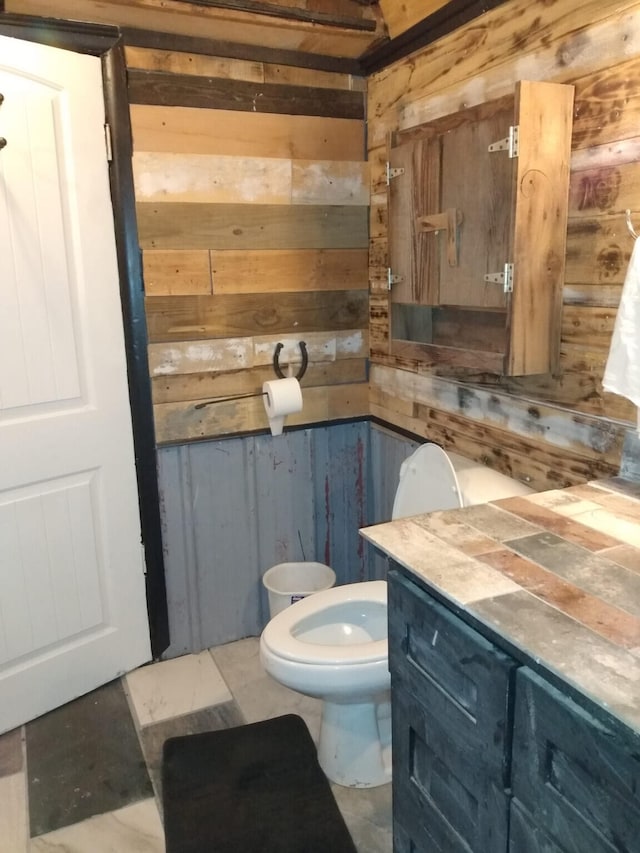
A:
392 443 462 519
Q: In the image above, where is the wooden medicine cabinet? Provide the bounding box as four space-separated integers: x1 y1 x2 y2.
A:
386 80 574 376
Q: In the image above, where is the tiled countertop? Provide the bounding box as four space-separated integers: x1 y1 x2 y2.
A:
361 477 640 734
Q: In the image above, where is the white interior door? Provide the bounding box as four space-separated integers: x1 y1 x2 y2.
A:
0 35 151 734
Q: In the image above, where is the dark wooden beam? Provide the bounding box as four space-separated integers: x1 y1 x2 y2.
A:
103 43 171 658
0 11 119 54
360 0 511 74
121 26 364 75
128 68 365 117
164 0 377 31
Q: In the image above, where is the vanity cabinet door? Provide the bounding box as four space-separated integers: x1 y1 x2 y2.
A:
388 569 518 781
508 799 569 853
392 687 510 853
388 569 518 853
512 668 640 853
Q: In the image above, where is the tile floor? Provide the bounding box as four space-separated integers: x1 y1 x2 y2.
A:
0 638 392 852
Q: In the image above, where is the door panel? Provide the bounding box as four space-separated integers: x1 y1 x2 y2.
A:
0 35 151 734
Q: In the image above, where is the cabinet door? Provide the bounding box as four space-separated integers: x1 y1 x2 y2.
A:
509 799 570 853
389 569 518 782
393 686 510 853
512 668 640 853
385 80 573 376
388 569 517 853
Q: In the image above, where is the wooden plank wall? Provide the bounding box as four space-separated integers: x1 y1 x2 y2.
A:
367 0 640 492
7 0 384 58
127 45 370 442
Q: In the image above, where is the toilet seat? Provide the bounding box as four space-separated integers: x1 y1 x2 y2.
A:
260 580 387 666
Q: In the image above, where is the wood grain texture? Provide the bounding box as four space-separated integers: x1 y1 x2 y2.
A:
507 81 573 376
146 290 369 342
7 0 381 57
124 45 265 81
122 22 367 442
132 152 368 205
369 363 625 481
143 250 212 296
148 329 369 375
128 69 365 118
378 0 450 39
210 248 368 293
565 215 632 286
153 382 369 442
137 203 369 249
129 105 366 160
368 0 640 145
151 358 368 404
263 63 365 91
366 0 640 482
125 44 366 91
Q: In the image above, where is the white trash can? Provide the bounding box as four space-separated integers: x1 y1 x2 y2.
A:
262 561 336 620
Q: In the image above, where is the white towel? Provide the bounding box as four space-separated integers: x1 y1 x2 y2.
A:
603 237 640 434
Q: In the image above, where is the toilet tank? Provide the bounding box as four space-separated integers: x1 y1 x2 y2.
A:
392 444 534 520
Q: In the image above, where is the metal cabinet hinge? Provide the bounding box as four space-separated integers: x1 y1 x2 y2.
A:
386 161 405 184
488 125 519 158
387 268 403 290
484 262 514 293
104 122 113 162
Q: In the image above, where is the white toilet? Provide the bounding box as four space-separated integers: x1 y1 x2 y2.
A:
259 443 533 788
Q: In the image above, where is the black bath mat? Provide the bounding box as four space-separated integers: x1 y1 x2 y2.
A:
162 713 357 853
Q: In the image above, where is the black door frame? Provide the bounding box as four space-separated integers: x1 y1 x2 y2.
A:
0 12 170 657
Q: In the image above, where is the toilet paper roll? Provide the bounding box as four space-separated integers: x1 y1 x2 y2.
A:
262 377 303 436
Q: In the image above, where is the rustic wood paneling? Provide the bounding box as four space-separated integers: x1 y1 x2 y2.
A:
143 249 212 296
128 69 365 117
148 329 369 376
137 203 369 250
369 368 625 492
7 0 382 58
129 37 368 443
152 359 368 404
367 0 640 484
124 45 264 81
146 290 369 342
378 0 450 39
154 382 369 442
125 44 366 91
132 152 368 205
210 248 369 293
370 0 640 147
129 105 366 160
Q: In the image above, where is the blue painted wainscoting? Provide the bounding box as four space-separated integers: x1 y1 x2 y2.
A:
157 421 417 658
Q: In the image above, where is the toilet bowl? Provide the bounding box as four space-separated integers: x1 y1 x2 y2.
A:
260 580 390 788
259 443 533 788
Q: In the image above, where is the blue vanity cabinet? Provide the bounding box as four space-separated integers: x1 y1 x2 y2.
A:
388 568 518 853
388 565 640 853
510 668 640 853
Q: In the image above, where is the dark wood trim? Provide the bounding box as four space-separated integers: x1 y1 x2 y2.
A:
102 44 170 658
163 0 376 31
360 0 511 74
0 12 119 53
127 68 365 117
156 415 372 447
121 26 364 75
0 14 170 658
